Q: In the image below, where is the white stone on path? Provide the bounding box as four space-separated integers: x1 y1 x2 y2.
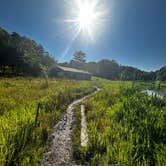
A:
81 105 88 147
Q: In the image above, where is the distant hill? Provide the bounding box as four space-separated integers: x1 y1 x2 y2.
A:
155 66 166 81
0 27 56 76
0 27 165 81
59 59 166 81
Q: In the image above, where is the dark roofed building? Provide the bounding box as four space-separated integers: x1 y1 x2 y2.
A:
49 65 92 80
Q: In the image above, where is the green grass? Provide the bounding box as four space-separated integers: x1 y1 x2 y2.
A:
72 81 166 166
160 83 166 88
0 77 98 166
1 78 166 165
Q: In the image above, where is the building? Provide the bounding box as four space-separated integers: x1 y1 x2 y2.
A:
50 65 92 80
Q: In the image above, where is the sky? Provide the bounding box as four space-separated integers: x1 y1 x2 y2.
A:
0 0 166 71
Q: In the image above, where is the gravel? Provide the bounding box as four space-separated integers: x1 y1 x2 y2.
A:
41 88 100 166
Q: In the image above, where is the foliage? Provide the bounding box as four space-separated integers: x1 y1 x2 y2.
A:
62 51 87 71
0 27 56 76
60 59 166 81
0 26 165 81
0 77 97 165
72 81 166 165
156 66 166 81
73 51 86 63
48 65 59 78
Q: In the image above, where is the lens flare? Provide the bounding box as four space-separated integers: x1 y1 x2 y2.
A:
57 0 109 61
65 0 109 40
77 1 96 36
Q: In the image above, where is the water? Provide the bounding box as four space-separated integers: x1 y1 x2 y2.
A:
143 89 163 98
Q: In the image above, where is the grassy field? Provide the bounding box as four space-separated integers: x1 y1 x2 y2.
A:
72 81 166 166
0 77 98 166
1 78 166 166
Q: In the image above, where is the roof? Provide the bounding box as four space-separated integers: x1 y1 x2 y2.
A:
57 65 91 74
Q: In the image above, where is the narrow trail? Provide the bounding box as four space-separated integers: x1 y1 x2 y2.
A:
41 87 100 166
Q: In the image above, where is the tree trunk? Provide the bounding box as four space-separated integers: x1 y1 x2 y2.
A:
2 65 5 75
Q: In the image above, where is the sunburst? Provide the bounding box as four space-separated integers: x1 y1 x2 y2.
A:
58 0 109 61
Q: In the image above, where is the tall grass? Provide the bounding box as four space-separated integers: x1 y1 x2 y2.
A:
0 77 97 165
72 81 166 165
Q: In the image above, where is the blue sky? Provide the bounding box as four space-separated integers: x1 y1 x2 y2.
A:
0 0 166 71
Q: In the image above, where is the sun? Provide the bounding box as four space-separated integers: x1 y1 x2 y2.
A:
75 0 104 39
63 0 108 40
77 1 96 33
58 0 109 61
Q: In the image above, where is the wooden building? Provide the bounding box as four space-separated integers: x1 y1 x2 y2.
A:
51 65 92 80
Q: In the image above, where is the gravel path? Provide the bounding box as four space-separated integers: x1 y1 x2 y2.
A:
41 88 100 166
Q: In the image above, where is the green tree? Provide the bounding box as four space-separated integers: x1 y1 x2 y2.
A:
156 66 166 81
0 27 56 76
73 51 86 63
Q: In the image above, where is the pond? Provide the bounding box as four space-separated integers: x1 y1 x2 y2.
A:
143 89 165 98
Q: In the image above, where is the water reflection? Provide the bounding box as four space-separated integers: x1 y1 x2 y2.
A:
143 89 163 98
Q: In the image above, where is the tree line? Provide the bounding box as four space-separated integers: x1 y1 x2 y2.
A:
0 27 165 81
60 51 166 81
0 27 56 76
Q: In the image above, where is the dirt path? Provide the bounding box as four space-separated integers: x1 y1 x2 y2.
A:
41 88 100 166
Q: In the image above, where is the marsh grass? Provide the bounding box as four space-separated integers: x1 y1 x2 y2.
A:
0 77 97 165
72 81 166 166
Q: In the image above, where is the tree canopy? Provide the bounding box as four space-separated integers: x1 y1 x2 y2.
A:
73 51 86 63
0 27 165 81
60 53 166 81
0 27 56 76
